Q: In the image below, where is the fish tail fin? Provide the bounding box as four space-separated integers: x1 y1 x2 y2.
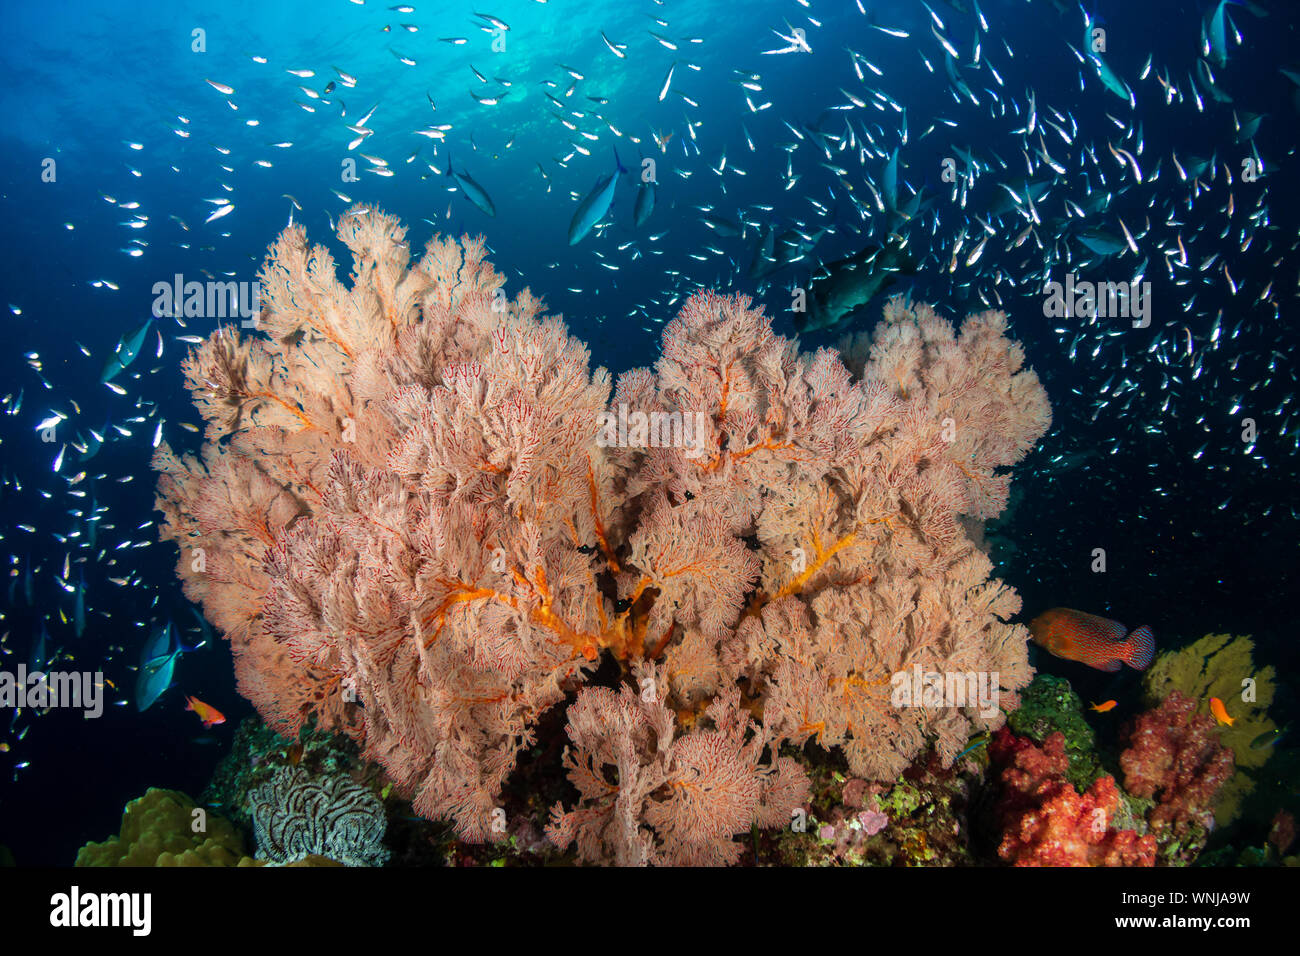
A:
176 631 205 654
614 145 627 175
1124 625 1156 670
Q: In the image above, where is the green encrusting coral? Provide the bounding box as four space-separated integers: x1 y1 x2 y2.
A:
1141 633 1278 825
764 751 981 867
1006 674 1102 791
204 717 367 834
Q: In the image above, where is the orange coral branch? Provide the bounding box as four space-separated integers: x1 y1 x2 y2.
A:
716 360 733 423
238 388 318 431
694 436 811 473
772 531 856 603
586 460 620 573
646 622 675 660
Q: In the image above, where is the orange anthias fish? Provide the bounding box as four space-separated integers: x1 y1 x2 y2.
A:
185 695 226 729
1090 700 1119 713
1029 608 1156 672
1209 697 1235 726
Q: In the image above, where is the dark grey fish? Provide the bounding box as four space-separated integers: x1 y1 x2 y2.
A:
700 212 740 237
1251 724 1289 751
752 224 829 282
795 237 915 334
749 224 778 279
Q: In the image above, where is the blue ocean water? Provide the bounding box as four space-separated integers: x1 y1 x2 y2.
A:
0 0 1297 865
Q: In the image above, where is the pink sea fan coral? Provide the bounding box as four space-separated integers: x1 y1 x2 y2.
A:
154 208 1050 861
625 294 1050 779
545 665 808 866
156 214 607 840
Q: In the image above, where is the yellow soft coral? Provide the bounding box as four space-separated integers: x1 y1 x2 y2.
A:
1141 633 1278 824
75 788 246 867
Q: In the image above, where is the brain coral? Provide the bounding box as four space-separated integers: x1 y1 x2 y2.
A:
249 767 389 867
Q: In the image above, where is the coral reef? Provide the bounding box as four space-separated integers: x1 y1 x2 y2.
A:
76 788 246 867
1269 809 1296 857
75 784 364 868
1119 690 1235 864
991 729 1155 866
250 766 389 866
153 208 1050 864
1006 674 1102 791
204 716 372 834
790 753 983 866
1141 633 1277 824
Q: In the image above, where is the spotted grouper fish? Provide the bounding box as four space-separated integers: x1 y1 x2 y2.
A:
1028 608 1156 672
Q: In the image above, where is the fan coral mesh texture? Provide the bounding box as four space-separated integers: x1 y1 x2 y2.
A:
154 208 1050 862
249 767 388 867
545 663 808 866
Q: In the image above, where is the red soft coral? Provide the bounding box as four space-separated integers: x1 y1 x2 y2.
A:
993 728 1155 866
1119 690 1234 862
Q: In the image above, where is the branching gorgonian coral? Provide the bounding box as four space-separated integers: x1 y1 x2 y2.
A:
155 207 1049 864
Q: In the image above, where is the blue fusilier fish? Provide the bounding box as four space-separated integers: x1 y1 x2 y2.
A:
85 491 98 550
1081 11 1134 107
100 318 152 383
883 147 899 212
1202 1 1262 68
568 147 627 245
78 416 110 461
135 621 193 712
986 179 1052 223
447 153 496 217
1077 229 1126 257
189 604 214 647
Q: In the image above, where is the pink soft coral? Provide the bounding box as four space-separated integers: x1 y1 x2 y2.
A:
546 664 808 866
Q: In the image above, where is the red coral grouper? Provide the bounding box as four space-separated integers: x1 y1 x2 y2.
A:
1029 608 1155 672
